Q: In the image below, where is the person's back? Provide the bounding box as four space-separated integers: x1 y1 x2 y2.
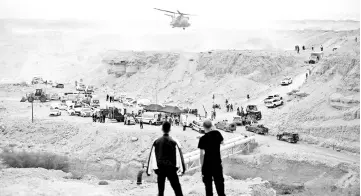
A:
198 120 225 196
146 122 184 196
154 134 177 168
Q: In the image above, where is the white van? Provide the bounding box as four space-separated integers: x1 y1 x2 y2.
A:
142 112 163 125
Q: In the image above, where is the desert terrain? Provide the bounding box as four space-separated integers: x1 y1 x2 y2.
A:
0 19 360 196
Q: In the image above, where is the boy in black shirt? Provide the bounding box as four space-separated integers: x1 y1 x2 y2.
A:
198 120 226 196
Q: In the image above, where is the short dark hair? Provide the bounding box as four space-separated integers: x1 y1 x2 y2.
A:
162 121 171 133
203 120 212 129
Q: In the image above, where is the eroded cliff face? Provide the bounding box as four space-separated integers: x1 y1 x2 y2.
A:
100 50 302 109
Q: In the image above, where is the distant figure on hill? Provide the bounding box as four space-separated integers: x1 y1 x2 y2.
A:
312 46 314 51
106 94 109 101
230 104 233 112
320 45 323 51
140 118 143 129
226 104 229 112
295 45 300 53
247 94 250 99
302 45 305 50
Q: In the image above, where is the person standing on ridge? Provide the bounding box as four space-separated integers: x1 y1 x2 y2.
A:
198 120 226 196
140 118 144 129
146 122 185 196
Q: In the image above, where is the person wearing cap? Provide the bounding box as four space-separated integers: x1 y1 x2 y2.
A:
198 120 226 196
146 121 185 196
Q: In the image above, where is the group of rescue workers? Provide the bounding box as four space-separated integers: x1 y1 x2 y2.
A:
295 45 324 53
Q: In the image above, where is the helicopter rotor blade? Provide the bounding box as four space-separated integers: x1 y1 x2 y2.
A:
154 8 177 14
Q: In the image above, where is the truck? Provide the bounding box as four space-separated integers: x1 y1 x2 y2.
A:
308 52 323 64
108 107 125 122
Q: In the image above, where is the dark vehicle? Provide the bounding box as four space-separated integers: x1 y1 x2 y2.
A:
246 105 262 120
245 124 269 135
233 116 256 126
212 104 221 109
215 120 237 133
108 107 124 122
56 83 64 88
277 132 299 143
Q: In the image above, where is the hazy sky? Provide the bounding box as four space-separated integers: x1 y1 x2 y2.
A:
1 0 359 23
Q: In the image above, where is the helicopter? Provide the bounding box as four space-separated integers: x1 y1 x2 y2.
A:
154 8 195 30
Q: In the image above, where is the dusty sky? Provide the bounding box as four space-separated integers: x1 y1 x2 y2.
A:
1 0 359 24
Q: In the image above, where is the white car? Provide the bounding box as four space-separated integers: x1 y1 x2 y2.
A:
51 103 67 110
264 94 283 103
76 84 86 91
281 77 293 85
50 93 61 100
49 109 61 116
80 108 92 117
265 98 284 108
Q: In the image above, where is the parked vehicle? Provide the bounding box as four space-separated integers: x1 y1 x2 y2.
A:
68 104 82 116
232 116 243 126
90 97 100 108
49 109 61 116
245 124 269 135
50 93 62 100
124 115 136 125
308 52 323 64
25 89 50 102
265 98 283 108
264 94 283 103
55 83 64 88
245 105 262 120
31 77 44 85
281 77 293 86
214 120 237 133
80 108 92 117
191 120 205 134
142 112 163 125
108 107 124 122
76 84 86 91
85 85 94 93
277 132 299 143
